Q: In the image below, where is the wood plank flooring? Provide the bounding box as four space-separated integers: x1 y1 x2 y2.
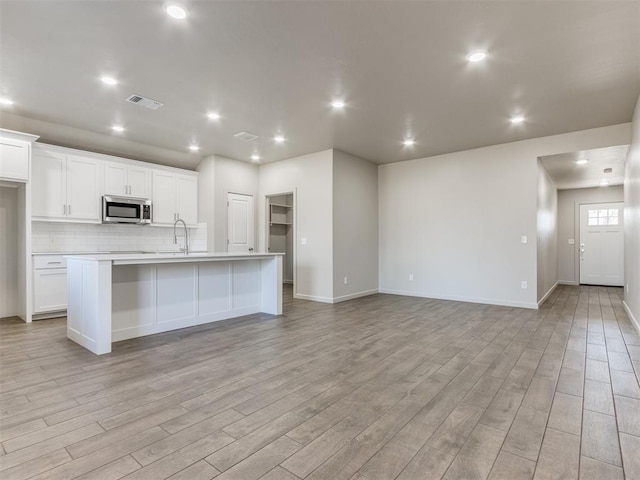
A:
1 285 639 479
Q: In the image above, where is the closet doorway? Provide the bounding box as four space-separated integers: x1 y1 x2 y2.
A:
266 193 294 288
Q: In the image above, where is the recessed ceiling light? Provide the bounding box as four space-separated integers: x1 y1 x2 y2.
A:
575 159 589 165
0 98 14 106
403 139 415 147
251 154 260 161
100 76 118 86
330 100 346 109
207 112 221 120
188 145 199 152
273 135 285 143
510 115 525 124
467 51 487 62
600 180 610 187
111 125 125 133
164 2 188 19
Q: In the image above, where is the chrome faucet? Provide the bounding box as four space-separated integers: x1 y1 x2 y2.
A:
173 218 189 255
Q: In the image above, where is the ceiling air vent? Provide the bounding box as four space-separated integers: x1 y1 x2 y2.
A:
603 168 613 173
126 94 164 110
234 131 258 142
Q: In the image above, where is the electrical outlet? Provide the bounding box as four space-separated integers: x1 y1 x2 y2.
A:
343 276 348 285
521 281 527 289
521 235 528 244
300 237 307 245
409 274 414 281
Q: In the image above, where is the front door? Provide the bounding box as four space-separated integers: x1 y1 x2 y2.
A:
579 202 624 286
227 193 255 253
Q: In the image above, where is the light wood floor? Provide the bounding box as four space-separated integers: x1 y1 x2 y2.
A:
1 285 639 480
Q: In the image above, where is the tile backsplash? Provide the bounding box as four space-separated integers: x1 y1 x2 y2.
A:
32 221 207 253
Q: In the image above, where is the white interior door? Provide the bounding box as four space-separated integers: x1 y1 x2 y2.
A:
227 193 255 253
579 202 624 286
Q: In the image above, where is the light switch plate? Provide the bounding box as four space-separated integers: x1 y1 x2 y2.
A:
300 238 307 245
521 235 528 244
568 239 575 245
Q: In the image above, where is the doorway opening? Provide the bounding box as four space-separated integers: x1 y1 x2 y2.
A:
265 193 295 291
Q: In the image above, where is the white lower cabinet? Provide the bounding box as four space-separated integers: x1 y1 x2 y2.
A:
33 255 67 315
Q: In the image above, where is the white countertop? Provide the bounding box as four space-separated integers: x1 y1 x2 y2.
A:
64 252 284 266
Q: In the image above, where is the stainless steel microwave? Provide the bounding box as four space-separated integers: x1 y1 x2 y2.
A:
102 196 152 224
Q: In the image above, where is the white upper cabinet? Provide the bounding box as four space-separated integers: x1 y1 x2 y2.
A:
127 165 150 198
176 175 198 226
32 148 67 219
104 162 150 198
152 170 177 225
152 171 198 227
0 130 38 182
65 155 101 222
32 148 101 222
31 143 197 225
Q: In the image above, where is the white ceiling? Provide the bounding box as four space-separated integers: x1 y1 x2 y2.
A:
0 1 638 169
540 145 629 190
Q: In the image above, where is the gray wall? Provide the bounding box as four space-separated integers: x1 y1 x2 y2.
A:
258 150 334 302
379 124 631 309
624 94 640 330
332 150 378 301
537 161 558 303
557 186 624 285
197 155 259 252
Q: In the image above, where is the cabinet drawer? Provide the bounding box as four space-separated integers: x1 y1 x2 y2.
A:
33 255 67 269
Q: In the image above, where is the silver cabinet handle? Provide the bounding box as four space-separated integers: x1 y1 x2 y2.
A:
68 204 71 215
47 261 62 264
63 204 66 215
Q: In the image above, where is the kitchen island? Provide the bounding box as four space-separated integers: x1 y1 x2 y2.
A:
65 252 283 354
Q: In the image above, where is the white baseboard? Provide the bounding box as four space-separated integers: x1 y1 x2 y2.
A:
538 282 559 308
332 289 378 304
558 280 578 286
378 288 538 310
294 293 335 304
623 300 640 337
295 289 379 304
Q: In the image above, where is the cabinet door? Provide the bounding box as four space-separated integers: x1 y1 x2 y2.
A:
33 269 67 313
104 162 128 196
176 175 198 226
0 138 29 181
152 170 176 225
127 166 150 198
32 149 66 219
66 155 101 222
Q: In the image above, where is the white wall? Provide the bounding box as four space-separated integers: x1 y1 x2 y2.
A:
333 150 378 301
379 124 631 309
0 187 19 317
624 94 640 331
557 186 624 285
259 150 334 302
537 161 558 303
